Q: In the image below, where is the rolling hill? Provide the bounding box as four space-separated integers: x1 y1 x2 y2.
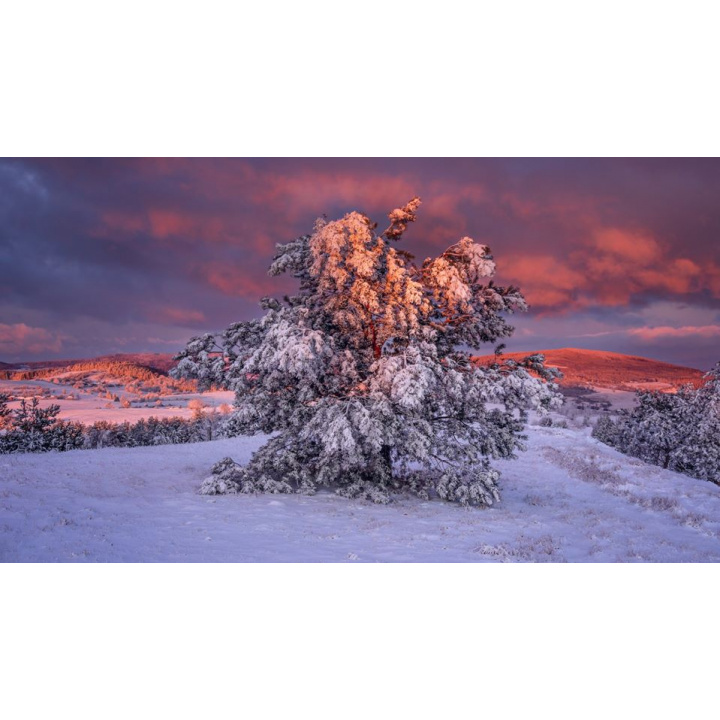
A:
473 348 705 391
3 348 706 392
0 352 176 376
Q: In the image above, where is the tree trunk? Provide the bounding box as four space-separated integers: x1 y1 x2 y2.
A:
370 318 381 359
380 444 393 478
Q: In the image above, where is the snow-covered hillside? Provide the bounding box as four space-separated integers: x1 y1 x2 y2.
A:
0 377 234 424
474 348 706 390
2 423 719 562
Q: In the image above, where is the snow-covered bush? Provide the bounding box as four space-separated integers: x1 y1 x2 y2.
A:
593 363 720 484
591 415 619 446
0 398 84 454
174 198 560 506
81 413 228 449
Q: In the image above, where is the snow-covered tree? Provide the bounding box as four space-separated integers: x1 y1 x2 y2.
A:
0 393 10 429
658 363 720 484
0 397 84 454
173 199 560 505
593 362 720 484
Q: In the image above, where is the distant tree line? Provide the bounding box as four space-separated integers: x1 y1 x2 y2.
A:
593 363 720 485
0 360 196 389
83 414 225 449
0 393 229 454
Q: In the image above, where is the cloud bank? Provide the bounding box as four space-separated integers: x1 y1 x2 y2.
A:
1 158 719 368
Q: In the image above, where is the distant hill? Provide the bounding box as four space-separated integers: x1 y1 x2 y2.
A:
95 353 177 374
473 348 705 391
0 353 176 375
4 348 706 392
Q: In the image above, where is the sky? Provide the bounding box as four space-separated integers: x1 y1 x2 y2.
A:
1 157 719 370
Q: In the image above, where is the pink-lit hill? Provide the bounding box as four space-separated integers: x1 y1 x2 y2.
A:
1 352 176 375
473 348 705 391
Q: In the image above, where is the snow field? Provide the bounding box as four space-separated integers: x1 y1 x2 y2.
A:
2 423 719 562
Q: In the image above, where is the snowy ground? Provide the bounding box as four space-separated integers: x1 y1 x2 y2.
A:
2 424 719 562
581 388 639 410
0 378 234 423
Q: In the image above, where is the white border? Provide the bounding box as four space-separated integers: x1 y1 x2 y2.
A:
2 2 719 157
2 564 717 718
2 3 718 717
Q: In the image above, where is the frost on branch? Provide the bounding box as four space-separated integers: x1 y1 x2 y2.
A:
384 196 422 241
173 197 561 506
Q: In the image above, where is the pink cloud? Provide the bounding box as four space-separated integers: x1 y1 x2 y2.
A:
88 164 720 316
502 226 719 312
629 325 720 341
592 228 661 264
148 211 227 242
201 263 282 299
98 209 229 244
0 323 63 356
251 172 419 216
146 307 207 326
501 255 587 310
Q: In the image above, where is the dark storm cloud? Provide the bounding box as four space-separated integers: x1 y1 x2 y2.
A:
1 158 719 367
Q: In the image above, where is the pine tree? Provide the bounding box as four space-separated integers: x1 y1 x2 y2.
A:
0 397 84 453
593 362 720 484
173 199 560 505
0 393 10 429
672 363 720 483
3 398 61 452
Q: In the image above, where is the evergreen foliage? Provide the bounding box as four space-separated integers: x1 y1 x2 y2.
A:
0 402 227 454
82 413 225 449
0 397 84 453
592 363 720 484
0 392 11 429
174 199 560 505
